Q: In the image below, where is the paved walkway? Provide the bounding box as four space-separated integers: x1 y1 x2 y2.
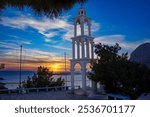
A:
0 91 89 100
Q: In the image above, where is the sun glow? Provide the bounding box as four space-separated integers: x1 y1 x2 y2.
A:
50 64 60 72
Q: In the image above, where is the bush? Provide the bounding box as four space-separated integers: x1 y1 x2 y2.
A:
22 66 64 88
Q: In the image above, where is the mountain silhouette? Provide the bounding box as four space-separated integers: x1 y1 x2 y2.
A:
130 43 150 68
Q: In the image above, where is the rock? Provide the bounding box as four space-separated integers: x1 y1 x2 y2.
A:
130 43 150 68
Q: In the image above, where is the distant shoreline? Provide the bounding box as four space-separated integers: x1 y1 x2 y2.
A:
0 71 82 75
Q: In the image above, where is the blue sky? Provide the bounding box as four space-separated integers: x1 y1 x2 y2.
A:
0 0 150 71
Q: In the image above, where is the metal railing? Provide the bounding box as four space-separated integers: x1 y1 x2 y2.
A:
0 86 80 95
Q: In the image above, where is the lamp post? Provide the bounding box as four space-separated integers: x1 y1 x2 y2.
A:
64 52 67 87
19 45 22 88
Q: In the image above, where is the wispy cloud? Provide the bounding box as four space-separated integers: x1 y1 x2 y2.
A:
7 35 32 45
0 15 100 42
44 38 52 42
9 40 32 45
44 44 71 51
95 35 125 46
40 31 58 38
0 43 64 71
0 40 31 52
95 35 150 54
1 14 148 54
0 41 19 49
0 15 71 40
52 45 71 51
0 41 58 60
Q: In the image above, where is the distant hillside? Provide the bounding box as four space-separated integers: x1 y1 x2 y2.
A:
130 43 150 68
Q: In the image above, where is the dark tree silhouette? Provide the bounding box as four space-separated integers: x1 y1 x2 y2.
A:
22 66 64 88
0 64 7 89
88 43 150 99
0 0 87 18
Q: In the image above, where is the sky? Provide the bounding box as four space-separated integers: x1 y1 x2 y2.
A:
0 0 150 72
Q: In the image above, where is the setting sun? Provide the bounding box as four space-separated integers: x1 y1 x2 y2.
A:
49 63 61 72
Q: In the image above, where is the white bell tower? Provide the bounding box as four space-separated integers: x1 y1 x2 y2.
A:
70 7 95 93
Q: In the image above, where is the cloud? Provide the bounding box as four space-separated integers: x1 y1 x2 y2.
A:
9 40 31 45
91 21 100 33
0 45 64 71
1 13 148 55
52 45 71 51
0 41 58 60
95 35 125 45
0 40 31 51
0 47 63 63
24 48 57 58
7 35 32 45
0 11 100 71
0 15 100 42
44 38 52 42
95 35 150 54
44 44 71 51
0 15 70 40
0 41 19 49
41 31 58 38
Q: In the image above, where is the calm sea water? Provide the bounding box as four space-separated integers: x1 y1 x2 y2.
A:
0 71 91 89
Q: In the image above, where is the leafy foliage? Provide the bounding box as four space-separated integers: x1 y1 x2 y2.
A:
0 0 87 18
22 66 64 88
88 43 150 99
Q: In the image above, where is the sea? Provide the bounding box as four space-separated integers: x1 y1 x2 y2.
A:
0 71 92 89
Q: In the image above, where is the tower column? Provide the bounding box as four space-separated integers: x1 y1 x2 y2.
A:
74 23 77 37
88 23 91 36
82 41 85 58
80 23 84 36
72 39 75 59
81 63 86 92
86 40 90 58
77 40 80 59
